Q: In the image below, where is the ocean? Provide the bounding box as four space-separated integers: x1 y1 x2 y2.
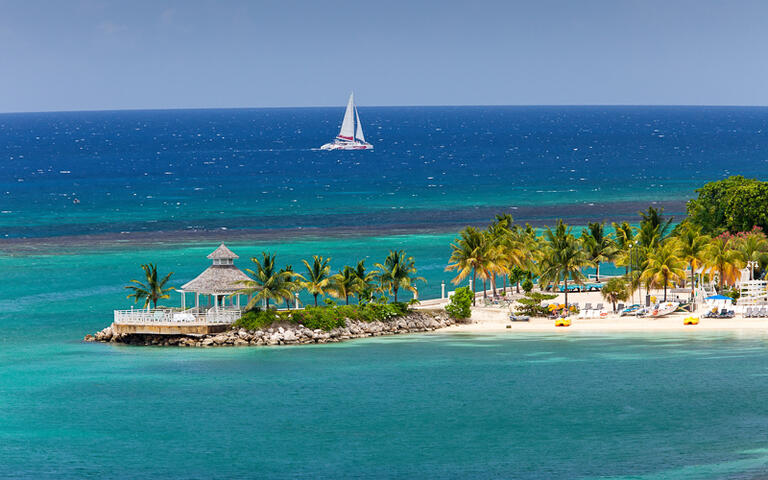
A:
2 106 768 478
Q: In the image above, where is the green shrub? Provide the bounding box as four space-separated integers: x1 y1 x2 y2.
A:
521 278 533 293
445 286 473 319
514 291 557 317
235 309 283 330
234 303 412 332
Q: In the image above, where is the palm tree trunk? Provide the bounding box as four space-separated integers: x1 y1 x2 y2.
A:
503 275 507 294
491 275 497 297
564 277 569 310
314 293 318 307
690 261 695 303
345 295 349 305
663 273 668 301
516 280 520 293
596 264 600 282
483 278 487 300
472 269 477 306
394 287 398 303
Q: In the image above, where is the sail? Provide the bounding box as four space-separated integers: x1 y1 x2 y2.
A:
337 93 355 141
354 107 365 143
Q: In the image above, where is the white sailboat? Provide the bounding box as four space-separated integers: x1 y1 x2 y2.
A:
320 93 373 150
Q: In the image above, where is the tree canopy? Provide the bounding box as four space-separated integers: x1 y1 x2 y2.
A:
686 176 768 234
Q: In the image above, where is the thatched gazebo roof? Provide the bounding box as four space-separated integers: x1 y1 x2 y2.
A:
181 244 252 295
207 244 238 260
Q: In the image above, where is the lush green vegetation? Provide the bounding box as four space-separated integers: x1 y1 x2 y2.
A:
235 302 411 331
445 286 473 319
231 249 425 309
685 176 768 234
228 249 424 329
445 176 768 315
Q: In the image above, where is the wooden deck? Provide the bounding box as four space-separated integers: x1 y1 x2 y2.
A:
112 307 241 336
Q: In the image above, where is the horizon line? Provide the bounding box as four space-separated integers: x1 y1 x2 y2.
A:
2 103 768 116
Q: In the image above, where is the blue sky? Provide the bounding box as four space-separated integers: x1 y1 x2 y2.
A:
1 0 767 112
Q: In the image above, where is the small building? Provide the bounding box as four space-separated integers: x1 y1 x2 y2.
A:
113 244 252 335
179 244 251 310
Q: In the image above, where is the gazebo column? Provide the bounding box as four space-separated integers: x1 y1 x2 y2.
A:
195 293 199 309
180 290 186 310
236 295 240 309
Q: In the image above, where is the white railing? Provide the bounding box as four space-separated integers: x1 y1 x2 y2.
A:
114 307 241 326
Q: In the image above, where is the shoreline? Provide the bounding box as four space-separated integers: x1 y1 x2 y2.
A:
85 310 457 347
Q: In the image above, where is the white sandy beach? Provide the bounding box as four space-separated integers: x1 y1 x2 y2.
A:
440 308 768 333
418 289 768 334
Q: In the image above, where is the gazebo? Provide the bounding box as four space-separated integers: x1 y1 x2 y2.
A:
112 244 253 335
179 244 252 310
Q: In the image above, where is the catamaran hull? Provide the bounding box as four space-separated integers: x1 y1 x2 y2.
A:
320 142 373 151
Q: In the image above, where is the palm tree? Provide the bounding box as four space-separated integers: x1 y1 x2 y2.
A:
538 220 589 307
353 260 379 304
496 225 529 295
601 277 629 312
508 266 526 294
482 227 511 297
638 206 674 249
280 264 303 307
611 221 637 274
445 226 488 305
674 226 710 301
581 222 617 281
640 243 686 301
735 231 768 279
375 250 425 303
125 263 174 308
236 252 297 309
301 255 333 306
704 237 744 288
331 265 359 305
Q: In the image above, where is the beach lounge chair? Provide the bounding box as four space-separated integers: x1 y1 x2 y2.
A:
744 307 753 318
760 307 768 318
595 303 604 312
617 303 624 312
584 303 592 311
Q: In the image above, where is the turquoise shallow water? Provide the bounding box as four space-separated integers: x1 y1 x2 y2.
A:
3 324 768 479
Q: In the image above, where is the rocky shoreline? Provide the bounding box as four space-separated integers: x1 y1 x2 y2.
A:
84 311 456 347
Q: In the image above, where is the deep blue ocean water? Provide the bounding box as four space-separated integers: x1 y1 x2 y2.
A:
2 106 768 478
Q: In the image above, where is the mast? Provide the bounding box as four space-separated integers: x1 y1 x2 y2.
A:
337 93 355 141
